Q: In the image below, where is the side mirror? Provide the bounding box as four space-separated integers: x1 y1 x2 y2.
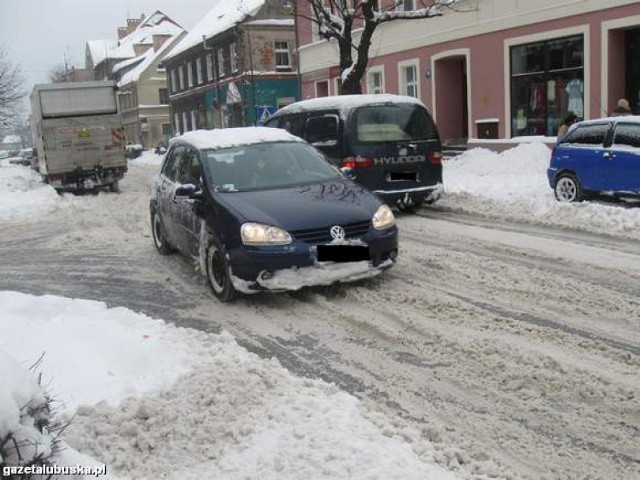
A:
175 184 204 200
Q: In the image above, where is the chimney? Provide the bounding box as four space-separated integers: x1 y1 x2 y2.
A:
152 34 171 52
133 43 152 56
117 27 128 40
127 18 141 35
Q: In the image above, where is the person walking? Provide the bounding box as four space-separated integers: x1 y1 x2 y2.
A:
557 113 578 137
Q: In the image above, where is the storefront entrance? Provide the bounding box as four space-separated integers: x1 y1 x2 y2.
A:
625 28 640 114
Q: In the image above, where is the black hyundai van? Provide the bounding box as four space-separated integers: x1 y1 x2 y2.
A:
265 94 443 210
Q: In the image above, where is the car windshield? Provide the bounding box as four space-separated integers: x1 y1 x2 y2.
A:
353 104 438 143
200 141 341 192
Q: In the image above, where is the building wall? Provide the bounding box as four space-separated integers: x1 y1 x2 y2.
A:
298 0 640 139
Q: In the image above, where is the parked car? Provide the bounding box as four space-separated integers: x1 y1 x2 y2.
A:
265 94 443 211
154 139 169 155
548 116 640 202
126 143 144 159
150 127 398 302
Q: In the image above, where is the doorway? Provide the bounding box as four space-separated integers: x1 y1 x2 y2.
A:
434 56 468 143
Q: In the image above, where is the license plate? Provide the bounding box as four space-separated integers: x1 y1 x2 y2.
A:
317 245 370 263
389 171 417 182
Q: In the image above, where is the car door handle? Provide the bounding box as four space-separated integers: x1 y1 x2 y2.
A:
603 152 615 159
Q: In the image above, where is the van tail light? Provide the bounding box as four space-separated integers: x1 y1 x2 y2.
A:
342 155 373 169
428 151 443 164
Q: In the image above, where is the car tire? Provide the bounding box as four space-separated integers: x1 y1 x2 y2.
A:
151 210 174 255
554 173 583 203
206 236 236 302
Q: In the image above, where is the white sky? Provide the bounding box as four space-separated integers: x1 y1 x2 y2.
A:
0 0 213 99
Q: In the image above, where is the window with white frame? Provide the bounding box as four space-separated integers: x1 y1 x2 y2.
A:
174 112 180 134
394 0 414 11
187 61 194 87
196 57 203 84
398 60 419 98
191 110 197 130
182 111 188 132
275 41 290 71
217 48 225 77
206 53 213 81
178 65 185 90
367 67 384 94
170 68 177 93
230 42 238 73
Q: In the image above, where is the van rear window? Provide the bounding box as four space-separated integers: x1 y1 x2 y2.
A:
354 104 437 143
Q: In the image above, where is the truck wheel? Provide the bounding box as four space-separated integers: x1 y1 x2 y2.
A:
109 181 120 193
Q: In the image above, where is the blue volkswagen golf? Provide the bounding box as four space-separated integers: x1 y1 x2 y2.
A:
548 116 640 202
150 127 398 301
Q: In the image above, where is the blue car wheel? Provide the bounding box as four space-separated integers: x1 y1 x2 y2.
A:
554 173 583 203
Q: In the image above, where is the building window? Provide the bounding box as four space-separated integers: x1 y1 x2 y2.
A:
162 123 172 137
398 60 419 98
275 41 291 71
159 88 169 105
179 65 185 90
170 69 177 93
230 42 238 73
510 35 584 137
174 112 180 134
182 111 189 132
187 61 194 87
315 80 329 97
217 48 225 78
190 110 197 130
206 53 213 81
196 57 203 84
367 67 384 94
395 0 414 11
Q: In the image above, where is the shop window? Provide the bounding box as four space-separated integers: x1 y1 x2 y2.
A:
510 35 584 137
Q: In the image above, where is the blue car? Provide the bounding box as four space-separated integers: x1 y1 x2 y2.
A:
150 127 398 301
548 116 640 202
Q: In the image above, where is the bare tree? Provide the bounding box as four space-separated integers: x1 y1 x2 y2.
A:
299 0 463 94
49 63 69 83
0 47 25 128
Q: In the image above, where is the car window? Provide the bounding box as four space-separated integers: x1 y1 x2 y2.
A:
161 146 182 181
561 124 609 146
177 148 202 186
612 124 640 149
305 115 339 146
354 104 438 143
266 114 305 138
200 141 340 192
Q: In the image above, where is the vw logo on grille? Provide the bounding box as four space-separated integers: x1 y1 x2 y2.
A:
330 225 345 240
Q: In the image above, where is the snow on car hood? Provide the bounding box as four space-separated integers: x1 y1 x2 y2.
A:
216 179 381 231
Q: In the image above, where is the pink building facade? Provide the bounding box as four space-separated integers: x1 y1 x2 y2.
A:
296 0 640 141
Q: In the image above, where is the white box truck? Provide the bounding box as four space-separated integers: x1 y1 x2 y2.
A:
30 81 127 192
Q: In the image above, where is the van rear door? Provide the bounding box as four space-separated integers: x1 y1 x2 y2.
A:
348 103 442 193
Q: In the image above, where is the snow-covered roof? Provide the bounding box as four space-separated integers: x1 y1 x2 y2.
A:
112 55 145 75
576 115 640 125
88 11 183 65
117 34 181 87
173 127 303 150
87 39 118 65
165 0 265 61
274 94 425 116
245 19 295 26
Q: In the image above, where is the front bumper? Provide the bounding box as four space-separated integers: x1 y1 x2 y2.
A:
228 226 398 293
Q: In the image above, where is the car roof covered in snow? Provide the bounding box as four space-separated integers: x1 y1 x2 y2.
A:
171 127 304 150
575 115 640 126
273 94 426 117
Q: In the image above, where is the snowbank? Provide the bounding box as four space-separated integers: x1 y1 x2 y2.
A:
129 150 164 166
0 162 73 221
0 291 460 480
439 142 640 239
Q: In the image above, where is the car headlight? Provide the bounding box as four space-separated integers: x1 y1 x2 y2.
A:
372 204 395 230
241 222 292 246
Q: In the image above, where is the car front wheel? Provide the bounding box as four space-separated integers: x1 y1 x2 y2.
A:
554 173 583 203
206 236 236 302
151 210 174 254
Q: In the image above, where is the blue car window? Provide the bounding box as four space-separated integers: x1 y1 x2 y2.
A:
562 124 608 146
612 124 640 149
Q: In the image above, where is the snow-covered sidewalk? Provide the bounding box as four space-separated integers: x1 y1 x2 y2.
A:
0 291 459 480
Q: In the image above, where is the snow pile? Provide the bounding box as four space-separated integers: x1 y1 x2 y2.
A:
0 291 460 480
439 142 640 239
0 163 72 221
130 150 164 166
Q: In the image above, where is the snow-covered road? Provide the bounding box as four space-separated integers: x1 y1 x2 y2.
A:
1 153 639 478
